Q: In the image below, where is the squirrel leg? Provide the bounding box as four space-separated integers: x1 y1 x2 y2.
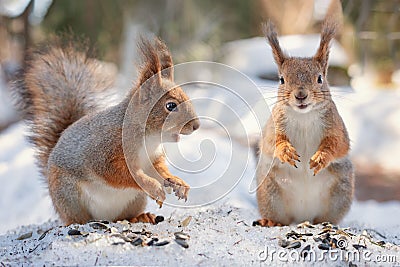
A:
256 159 291 226
134 169 166 207
152 156 190 201
48 166 92 225
253 219 283 227
129 212 163 225
310 135 349 175
313 160 354 224
273 134 300 168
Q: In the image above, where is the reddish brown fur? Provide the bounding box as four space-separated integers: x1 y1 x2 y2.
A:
153 156 190 199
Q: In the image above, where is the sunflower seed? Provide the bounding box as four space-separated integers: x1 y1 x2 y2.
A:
90 222 109 230
301 244 311 258
353 244 367 250
286 241 301 249
147 238 159 246
131 237 143 246
297 221 315 229
154 240 170 246
67 229 82 236
16 232 32 240
313 237 323 242
174 232 190 240
112 241 125 245
318 243 330 250
175 238 189 249
286 230 302 239
111 233 132 242
278 239 290 248
181 216 192 227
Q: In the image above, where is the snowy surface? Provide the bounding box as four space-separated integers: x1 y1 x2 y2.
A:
1 204 399 266
0 35 400 265
0 120 400 266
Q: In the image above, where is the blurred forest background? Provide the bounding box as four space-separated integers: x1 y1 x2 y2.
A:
0 0 400 203
1 0 400 82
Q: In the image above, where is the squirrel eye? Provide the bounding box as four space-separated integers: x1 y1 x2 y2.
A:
165 101 178 112
317 75 323 84
279 76 285 85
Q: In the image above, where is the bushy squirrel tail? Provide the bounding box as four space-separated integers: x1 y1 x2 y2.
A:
13 39 114 176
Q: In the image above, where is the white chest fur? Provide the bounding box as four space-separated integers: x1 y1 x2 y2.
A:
138 134 164 173
80 178 142 221
276 107 335 222
80 135 163 221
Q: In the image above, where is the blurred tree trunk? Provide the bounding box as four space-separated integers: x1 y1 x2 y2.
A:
21 0 33 63
260 0 314 34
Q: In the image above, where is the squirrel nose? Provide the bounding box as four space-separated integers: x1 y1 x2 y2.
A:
192 119 200 131
295 91 308 100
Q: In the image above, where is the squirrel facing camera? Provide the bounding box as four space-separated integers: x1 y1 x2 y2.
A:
255 18 354 226
14 36 199 225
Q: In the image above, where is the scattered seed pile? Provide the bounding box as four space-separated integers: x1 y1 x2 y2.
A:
258 220 399 265
0 205 399 266
65 219 190 249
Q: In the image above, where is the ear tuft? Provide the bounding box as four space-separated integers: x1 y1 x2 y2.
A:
137 36 162 86
155 37 174 81
314 20 338 72
262 21 285 67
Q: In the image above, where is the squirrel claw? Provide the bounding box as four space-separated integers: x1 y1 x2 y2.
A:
156 199 163 208
309 150 332 175
164 177 190 201
275 142 300 167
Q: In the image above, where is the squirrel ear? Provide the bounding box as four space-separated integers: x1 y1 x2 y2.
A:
137 36 162 87
155 37 174 81
314 21 337 74
263 21 285 67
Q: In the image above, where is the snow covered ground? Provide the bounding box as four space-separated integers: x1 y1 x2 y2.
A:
0 35 400 265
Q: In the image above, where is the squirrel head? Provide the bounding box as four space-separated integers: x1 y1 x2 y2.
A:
135 37 199 142
264 21 337 114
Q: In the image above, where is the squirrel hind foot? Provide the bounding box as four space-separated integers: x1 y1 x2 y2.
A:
252 218 283 227
129 212 164 225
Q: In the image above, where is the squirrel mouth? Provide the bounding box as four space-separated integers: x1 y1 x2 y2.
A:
297 104 309 109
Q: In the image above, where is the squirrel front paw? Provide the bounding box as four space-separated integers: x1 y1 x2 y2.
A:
164 176 190 201
147 182 166 208
309 150 333 175
274 142 300 167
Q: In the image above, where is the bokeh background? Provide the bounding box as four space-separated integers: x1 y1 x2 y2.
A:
0 0 399 232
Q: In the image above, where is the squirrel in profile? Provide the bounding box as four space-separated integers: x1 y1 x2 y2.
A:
14 36 200 225
254 17 354 226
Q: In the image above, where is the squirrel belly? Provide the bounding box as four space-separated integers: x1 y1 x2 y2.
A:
256 104 354 225
257 106 332 224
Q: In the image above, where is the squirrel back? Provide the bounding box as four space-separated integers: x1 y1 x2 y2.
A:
14 39 114 177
